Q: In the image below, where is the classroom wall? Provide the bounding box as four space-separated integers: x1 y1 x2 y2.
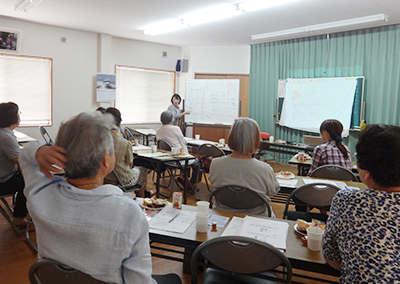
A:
0 16 250 141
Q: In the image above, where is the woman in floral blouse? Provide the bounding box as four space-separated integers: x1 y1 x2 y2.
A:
322 124 400 283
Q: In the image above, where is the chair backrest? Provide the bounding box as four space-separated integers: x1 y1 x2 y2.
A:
283 183 342 220
39 126 54 144
209 186 272 217
29 258 107 284
198 143 225 159
157 139 172 151
191 236 292 284
122 127 137 141
310 165 358 182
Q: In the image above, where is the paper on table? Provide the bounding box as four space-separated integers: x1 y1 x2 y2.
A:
302 178 347 190
132 145 151 151
148 207 196 234
239 216 289 250
221 216 244 236
139 152 170 158
208 215 229 227
278 179 298 188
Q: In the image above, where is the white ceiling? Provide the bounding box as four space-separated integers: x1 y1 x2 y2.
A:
1 0 400 46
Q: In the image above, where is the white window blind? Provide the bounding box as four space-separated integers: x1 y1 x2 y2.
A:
0 54 52 126
116 66 175 124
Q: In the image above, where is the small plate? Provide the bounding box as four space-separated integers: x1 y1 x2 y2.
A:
139 200 169 211
276 172 295 179
294 224 307 236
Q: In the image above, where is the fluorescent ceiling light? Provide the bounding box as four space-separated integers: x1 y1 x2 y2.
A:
143 0 297 36
185 5 242 27
239 0 296 12
252 14 389 41
14 0 43 12
144 20 188 36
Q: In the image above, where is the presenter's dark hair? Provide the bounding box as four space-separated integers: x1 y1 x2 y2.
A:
356 124 400 187
96 107 106 113
0 102 19 128
105 107 122 127
320 119 348 159
171 94 181 104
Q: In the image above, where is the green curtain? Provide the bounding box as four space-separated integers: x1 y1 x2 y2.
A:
249 24 400 163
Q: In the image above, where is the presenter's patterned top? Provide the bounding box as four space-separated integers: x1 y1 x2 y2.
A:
322 188 400 283
309 140 351 173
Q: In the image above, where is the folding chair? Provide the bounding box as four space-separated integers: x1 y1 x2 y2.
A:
29 258 107 284
38 126 53 144
0 193 21 235
194 143 225 193
310 165 358 181
283 182 342 222
111 169 141 193
209 185 272 217
191 236 292 284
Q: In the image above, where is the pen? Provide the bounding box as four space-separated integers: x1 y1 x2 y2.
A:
169 213 180 223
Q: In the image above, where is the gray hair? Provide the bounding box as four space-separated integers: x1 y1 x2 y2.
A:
160 111 174 125
228 117 261 154
55 112 114 179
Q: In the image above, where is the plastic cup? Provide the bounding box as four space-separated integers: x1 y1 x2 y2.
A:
171 147 179 155
307 227 324 251
219 138 225 145
195 134 200 140
298 152 305 162
269 136 274 143
196 212 210 233
151 145 157 153
196 201 210 213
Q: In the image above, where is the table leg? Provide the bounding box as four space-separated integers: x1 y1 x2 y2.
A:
183 247 195 274
156 162 161 198
183 160 188 204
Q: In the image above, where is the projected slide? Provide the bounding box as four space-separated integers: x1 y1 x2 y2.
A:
279 77 358 137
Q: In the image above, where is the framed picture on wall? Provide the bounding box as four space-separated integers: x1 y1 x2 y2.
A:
0 28 21 53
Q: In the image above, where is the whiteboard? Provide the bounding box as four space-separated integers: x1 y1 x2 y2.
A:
185 79 240 125
279 77 359 137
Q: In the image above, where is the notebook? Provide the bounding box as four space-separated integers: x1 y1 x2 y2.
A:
303 135 323 147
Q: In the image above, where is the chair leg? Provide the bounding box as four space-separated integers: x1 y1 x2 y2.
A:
204 175 212 193
1 197 14 213
25 216 38 253
0 204 21 236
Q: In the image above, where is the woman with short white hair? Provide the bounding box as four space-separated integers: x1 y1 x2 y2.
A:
209 117 279 216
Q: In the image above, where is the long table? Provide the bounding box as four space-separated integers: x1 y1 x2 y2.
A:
260 141 315 156
133 148 196 204
146 204 341 283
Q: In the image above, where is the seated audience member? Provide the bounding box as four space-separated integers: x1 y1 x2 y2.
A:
322 124 400 283
103 107 149 197
309 119 351 174
20 112 181 284
0 102 28 226
156 111 199 191
209 117 279 216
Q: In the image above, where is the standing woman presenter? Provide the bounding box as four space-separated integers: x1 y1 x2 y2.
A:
167 94 191 126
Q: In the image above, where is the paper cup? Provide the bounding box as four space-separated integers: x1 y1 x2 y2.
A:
151 145 157 153
298 152 305 162
219 138 225 145
196 212 210 233
269 136 274 143
195 134 200 140
307 227 324 251
171 147 179 155
196 201 210 213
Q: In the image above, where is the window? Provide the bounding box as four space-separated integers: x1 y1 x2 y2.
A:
115 65 175 124
0 53 52 126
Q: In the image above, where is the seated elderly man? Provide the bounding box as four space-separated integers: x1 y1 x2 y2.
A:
156 110 199 191
20 112 181 284
322 124 400 283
